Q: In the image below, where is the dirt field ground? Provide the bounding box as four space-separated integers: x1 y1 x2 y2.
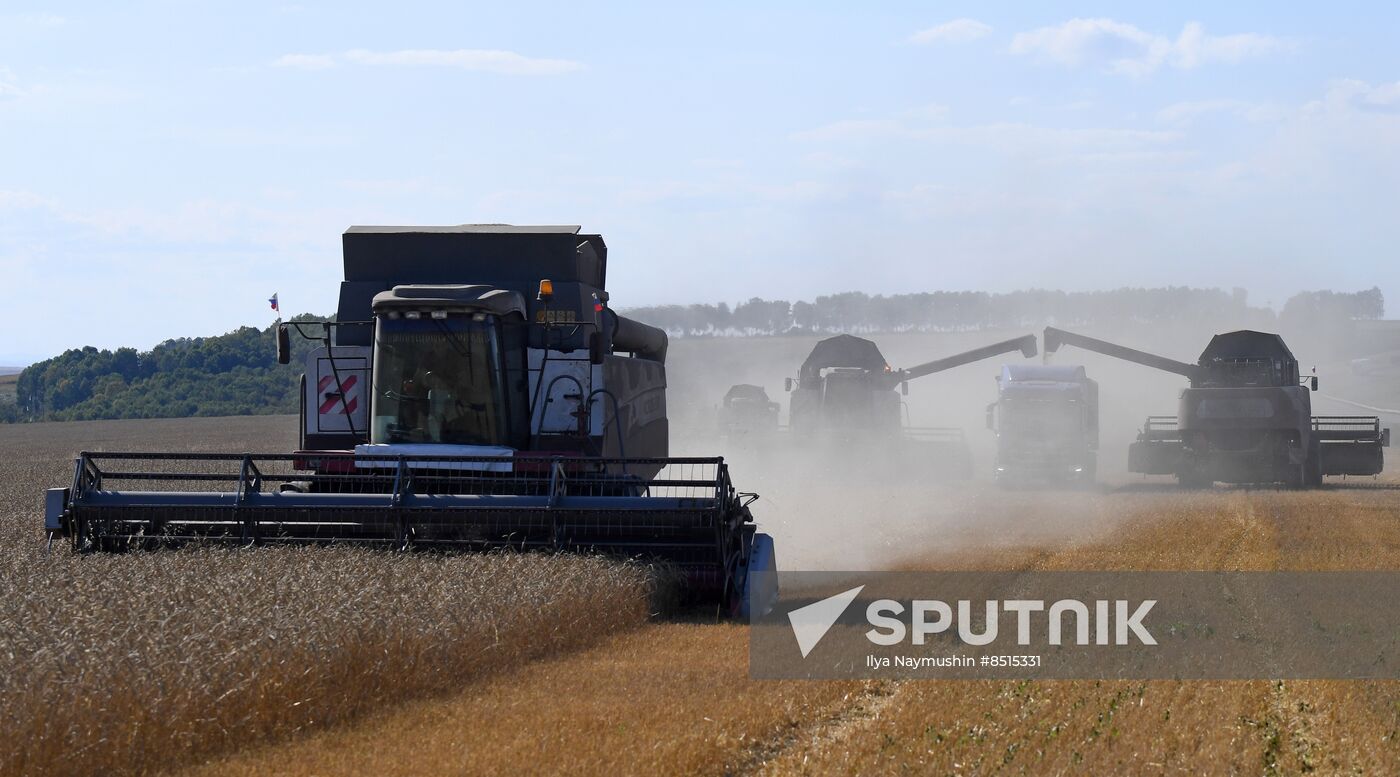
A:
3 410 1399 775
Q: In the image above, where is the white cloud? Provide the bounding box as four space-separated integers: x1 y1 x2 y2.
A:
273 53 336 70
1172 23 1282 68
910 18 992 45
1313 79 1400 112
0 68 24 99
1011 18 1161 72
0 189 53 209
1 12 66 27
1010 18 1285 76
1157 99 1282 124
272 49 583 75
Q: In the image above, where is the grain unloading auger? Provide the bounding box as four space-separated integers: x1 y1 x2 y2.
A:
44 225 778 616
785 333 1038 438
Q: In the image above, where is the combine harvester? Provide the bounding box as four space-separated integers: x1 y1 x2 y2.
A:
717 384 781 441
783 333 1038 474
1044 327 1390 487
45 225 777 616
985 365 1099 485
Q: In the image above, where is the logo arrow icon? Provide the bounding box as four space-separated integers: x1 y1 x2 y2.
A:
788 585 865 658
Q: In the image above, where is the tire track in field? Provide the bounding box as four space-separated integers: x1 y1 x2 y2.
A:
1253 490 1400 775
1261 680 1324 775
728 681 898 776
735 527 1079 775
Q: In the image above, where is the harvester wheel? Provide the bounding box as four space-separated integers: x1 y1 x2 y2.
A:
1305 440 1324 489
1291 462 1310 489
727 583 744 620
1284 445 1312 489
1177 466 1212 489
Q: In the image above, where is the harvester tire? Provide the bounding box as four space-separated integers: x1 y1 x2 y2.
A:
1081 455 1098 485
1177 466 1212 489
1305 440 1324 489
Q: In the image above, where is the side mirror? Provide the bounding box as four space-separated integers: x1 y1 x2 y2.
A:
589 331 606 365
1310 376 1319 391
901 381 909 396
784 378 793 392
276 324 291 365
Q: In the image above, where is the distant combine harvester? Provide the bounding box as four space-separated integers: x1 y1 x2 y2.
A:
1044 327 1389 488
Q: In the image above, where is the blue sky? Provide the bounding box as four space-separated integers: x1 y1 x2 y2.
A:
2 2 1399 364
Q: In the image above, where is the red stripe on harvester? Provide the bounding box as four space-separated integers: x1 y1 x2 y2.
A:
319 374 359 415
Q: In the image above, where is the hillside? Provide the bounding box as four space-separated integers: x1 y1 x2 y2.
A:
3 316 325 423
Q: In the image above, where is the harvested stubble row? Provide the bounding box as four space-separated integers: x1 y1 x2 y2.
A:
0 417 656 777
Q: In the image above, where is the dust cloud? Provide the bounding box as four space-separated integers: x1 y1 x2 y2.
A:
661 317 1400 572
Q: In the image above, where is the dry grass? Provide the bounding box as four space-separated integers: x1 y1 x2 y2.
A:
7 416 1400 776
0 417 657 776
190 487 1400 776
184 624 868 777
760 489 1400 775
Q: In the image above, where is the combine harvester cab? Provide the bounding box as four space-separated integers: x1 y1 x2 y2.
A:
986 364 1099 485
45 225 778 617
783 333 1038 477
1043 327 1390 488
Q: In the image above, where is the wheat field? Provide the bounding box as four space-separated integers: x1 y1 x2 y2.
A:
0 417 657 776
187 480 1400 775
4 416 1399 775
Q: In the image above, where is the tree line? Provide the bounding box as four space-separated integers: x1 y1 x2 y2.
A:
621 287 1385 337
1 315 324 423
0 287 1385 423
